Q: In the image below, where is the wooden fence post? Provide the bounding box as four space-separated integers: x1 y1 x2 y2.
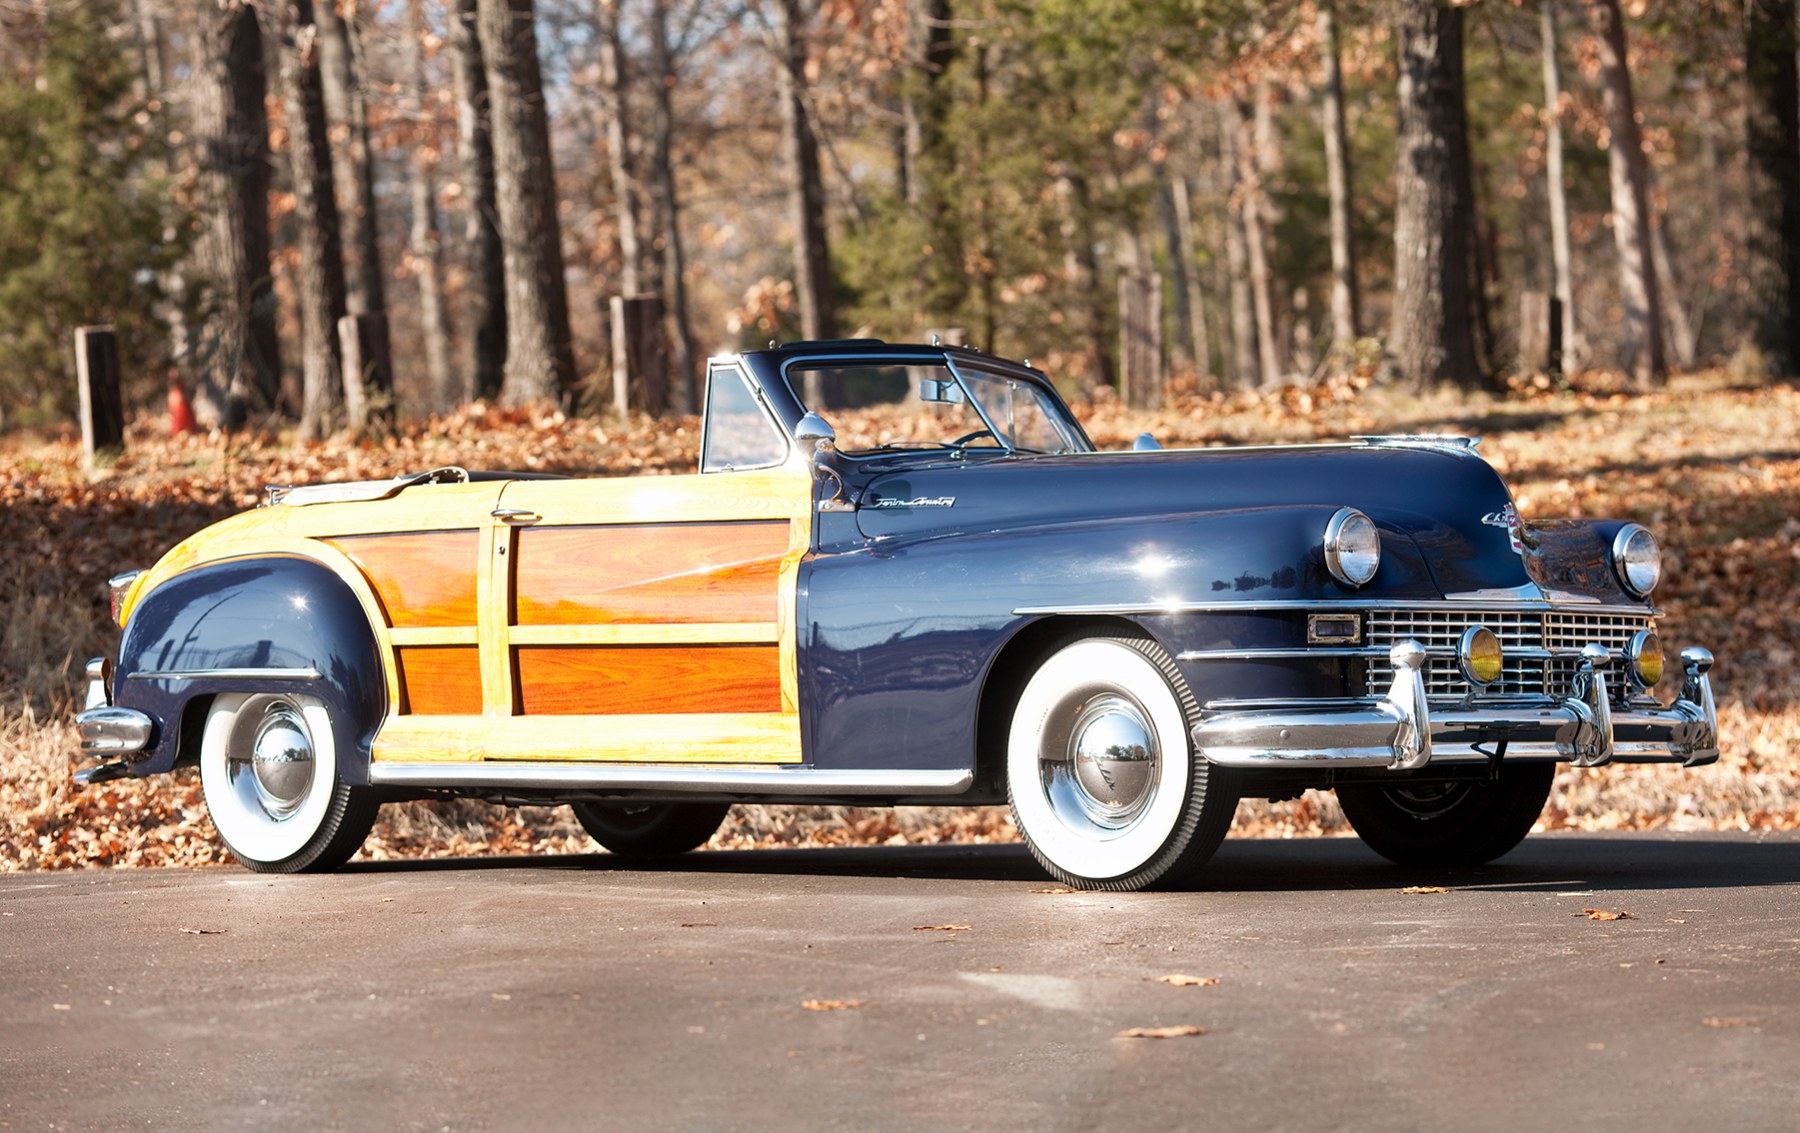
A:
1119 272 1165 408
610 294 667 417
76 325 124 468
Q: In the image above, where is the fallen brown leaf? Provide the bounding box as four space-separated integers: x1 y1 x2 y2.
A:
1701 1017 1759 1029
913 924 972 932
1115 1025 1208 1039
178 927 226 935
1578 909 1635 921
1157 975 1220 987
801 999 864 1012
1029 887 1077 894
1401 885 1450 894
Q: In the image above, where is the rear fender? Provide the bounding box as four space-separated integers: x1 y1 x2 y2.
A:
110 555 386 784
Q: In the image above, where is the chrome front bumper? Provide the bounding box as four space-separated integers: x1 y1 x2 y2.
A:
72 658 154 784
1194 640 1719 771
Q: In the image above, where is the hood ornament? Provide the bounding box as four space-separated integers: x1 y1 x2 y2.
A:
1482 503 1525 556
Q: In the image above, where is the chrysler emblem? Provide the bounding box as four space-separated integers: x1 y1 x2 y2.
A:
1481 503 1524 555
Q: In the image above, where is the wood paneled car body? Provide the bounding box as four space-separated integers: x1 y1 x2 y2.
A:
75 341 1720 890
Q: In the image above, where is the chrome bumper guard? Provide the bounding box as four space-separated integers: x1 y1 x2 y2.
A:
72 657 154 785
1194 640 1719 771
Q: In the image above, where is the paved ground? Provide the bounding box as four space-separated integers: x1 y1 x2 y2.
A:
2 830 1797 1132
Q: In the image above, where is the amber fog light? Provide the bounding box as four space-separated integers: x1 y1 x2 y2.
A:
1459 625 1504 687
1626 630 1664 689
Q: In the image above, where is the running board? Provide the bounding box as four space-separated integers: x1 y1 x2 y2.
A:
367 762 973 797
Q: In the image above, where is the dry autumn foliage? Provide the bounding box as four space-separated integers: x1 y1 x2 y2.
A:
2 369 1796 872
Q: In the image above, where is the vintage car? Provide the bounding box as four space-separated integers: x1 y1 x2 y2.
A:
74 340 1719 890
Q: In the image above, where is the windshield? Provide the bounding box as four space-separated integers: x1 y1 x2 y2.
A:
785 360 1087 456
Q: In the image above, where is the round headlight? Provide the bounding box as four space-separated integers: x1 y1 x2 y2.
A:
1612 524 1661 597
1459 625 1504 687
1625 629 1664 689
1324 508 1381 588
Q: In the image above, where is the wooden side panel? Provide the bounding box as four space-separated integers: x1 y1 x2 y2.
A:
515 645 781 715
513 521 787 626
396 646 484 715
327 531 481 628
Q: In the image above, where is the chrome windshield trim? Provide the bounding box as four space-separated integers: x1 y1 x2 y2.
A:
128 666 323 682
367 763 974 796
1013 599 1657 618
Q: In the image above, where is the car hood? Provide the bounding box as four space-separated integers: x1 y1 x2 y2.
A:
852 443 1536 599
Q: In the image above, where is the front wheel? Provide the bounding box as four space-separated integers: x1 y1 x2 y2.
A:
572 802 731 856
199 692 378 873
1006 635 1237 891
1336 763 1556 867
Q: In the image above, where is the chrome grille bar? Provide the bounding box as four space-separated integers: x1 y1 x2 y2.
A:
1365 608 1653 699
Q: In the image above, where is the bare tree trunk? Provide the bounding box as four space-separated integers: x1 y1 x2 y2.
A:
596 0 643 297
1237 93 1282 386
404 0 452 412
774 0 838 344
478 0 577 406
1744 0 1800 376
190 1 281 429
1586 0 1663 387
1391 1 1480 390
1217 98 1258 388
1652 221 1696 369
903 0 959 319
314 2 386 321
648 1 696 414
1540 0 1578 367
1317 1 1360 353
276 0 350 440
1170 175 1212 383
451 0 506 401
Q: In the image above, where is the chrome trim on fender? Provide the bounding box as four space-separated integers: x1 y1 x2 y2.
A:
128 666 324 682
367 763 974 796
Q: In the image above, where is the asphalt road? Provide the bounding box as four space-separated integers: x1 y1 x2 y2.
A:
3 830 1797 1132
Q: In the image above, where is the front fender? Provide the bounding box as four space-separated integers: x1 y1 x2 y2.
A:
112 556 385 783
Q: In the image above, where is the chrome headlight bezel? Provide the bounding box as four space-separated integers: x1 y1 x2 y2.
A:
1323 508 1381 588
1611 524 1661 597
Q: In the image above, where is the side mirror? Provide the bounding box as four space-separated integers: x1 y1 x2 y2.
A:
794 412 836 455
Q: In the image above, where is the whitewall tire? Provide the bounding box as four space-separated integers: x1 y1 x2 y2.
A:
199 692 378 873
1006 635 1237 891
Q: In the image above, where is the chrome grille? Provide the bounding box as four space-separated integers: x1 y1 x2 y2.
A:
1365 608 1652 698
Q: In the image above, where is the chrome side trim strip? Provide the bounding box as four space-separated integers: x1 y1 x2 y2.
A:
1013 599 1655 617
129 666 324 682
1178 646 1565 662
368 762 974 796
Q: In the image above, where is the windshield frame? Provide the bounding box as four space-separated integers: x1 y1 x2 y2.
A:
776 350 1093 459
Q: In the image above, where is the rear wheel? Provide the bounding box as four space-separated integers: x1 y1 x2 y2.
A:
1336 763 1555 867
572 802 731 856
199 692 378 873
1005 635 1237 891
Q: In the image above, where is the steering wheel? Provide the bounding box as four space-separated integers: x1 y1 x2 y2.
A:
949 428 998 447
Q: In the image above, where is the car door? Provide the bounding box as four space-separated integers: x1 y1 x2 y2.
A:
478 361 809 765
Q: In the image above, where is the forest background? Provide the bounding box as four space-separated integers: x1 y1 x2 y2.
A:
2 0 1797 868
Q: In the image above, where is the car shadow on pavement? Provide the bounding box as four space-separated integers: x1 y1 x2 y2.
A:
341 831 1800 893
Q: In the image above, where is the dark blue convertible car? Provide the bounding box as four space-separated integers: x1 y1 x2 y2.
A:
75 340 1719 889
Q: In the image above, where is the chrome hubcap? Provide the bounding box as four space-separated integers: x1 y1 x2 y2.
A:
233 702 315 820
1042 692 1160 835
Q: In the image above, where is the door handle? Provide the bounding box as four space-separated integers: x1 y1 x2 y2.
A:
490 507 540 524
